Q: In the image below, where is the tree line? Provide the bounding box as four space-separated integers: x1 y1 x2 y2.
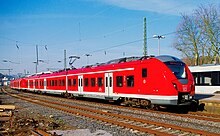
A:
174 4 220 66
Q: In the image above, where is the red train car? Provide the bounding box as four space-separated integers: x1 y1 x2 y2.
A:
10 55 195 108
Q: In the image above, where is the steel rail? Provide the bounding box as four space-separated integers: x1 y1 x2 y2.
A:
3 88 219 136
2 89 171 136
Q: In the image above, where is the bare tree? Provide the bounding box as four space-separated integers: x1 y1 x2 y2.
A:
196 5 220 64
174 14 201 65
174 4 220 65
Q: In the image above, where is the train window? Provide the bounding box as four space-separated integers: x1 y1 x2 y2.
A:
192 72 220 86
116 76 123 87
109 77 112 87
127 76 134 87
106 77 108 87
142 68 147 77
84 78 89 87
78 79 80 86
91 78 95 87
59 80 61 86
52 80 54 86
68 79 71 86
211 72 219 85
56 80 59 86
73 79 76 86
219 72 220 84
201 72 211 85
62 80 65 86
54 80 59 86
98 77 103 87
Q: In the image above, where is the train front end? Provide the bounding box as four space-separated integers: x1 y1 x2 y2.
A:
156 55 195 106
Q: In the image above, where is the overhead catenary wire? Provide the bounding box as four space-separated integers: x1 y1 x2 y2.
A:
86 29 184 56
1 0 192 47
0 0 192 70
0 1 189 49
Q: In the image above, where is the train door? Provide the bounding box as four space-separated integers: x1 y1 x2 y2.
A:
44 78 46 90
105 73 113 97
78 75 83 94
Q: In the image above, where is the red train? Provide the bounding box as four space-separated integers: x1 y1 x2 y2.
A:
10 55 196 109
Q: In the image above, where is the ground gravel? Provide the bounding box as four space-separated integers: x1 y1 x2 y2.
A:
1 90 151 136
3 89 220 135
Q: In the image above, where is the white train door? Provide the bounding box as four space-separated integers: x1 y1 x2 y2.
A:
105 73 113 97
44 78 46 90
78 75 83 94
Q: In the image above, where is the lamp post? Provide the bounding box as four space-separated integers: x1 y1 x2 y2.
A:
85 54 92 64
2 60 20 64
153 35 165 55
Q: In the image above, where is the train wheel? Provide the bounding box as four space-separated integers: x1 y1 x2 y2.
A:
178 106 189 114
190 99 199 112
140 99 152 109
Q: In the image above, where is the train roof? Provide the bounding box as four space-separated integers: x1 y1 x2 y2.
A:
189 64 220 72
78 56 156 69
23 55 183 79
155 55 183 63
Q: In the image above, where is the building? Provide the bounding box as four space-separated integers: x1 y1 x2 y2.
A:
189 65 220 94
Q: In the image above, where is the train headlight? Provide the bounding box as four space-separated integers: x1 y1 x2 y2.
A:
182 94 189 100
173 83 178 90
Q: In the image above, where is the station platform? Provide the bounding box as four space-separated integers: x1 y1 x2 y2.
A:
195 93 220 114
195 93 220 103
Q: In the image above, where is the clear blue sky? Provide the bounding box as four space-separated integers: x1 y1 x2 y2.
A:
0 0 219 75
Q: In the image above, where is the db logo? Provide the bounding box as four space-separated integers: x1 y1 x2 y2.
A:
143 79 146 84
182 85 187 91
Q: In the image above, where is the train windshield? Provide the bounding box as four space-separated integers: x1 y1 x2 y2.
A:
156 55 186 79
165 62 186 79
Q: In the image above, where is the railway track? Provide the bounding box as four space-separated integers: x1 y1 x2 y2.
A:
2 88 220 136
15 89 220 124
31 129 52 136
